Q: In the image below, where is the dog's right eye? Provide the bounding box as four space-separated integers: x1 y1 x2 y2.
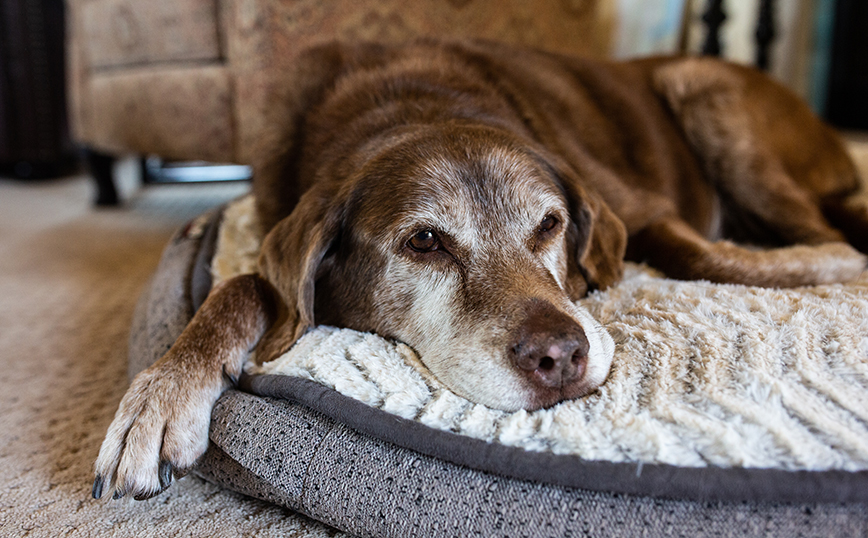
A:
407 229 440 252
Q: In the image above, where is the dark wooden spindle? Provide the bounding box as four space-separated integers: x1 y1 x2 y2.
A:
701 0 727 56
755 0 776 70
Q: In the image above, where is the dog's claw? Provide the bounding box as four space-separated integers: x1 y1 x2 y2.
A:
222 364 239 386
159 461 173 490
134 490 157 501
112 489 125 500
92 475 104 500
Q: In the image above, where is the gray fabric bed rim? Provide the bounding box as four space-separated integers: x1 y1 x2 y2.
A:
129 206 868 537
239 373 868 504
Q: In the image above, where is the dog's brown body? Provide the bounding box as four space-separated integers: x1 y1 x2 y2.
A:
93 40 868 501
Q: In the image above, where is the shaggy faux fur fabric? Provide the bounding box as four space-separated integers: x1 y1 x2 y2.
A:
214 196 868 473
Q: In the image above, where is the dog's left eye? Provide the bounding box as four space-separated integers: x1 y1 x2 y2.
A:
539 215 558 233
407 229 440 252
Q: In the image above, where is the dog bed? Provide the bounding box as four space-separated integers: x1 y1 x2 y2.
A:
129 196 868 537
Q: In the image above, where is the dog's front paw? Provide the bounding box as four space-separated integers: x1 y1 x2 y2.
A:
810 242 868 284
92 357 227 500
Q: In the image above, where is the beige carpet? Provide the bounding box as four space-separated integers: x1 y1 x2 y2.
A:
0 173 343 537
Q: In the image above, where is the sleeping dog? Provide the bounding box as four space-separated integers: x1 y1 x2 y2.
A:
93 40 868 501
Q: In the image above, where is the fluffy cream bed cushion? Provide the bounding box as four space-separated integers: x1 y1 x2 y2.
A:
214 196 868 472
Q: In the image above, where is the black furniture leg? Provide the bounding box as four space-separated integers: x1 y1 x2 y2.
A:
701 0 727 56
84 148 119 206
755 0 776 70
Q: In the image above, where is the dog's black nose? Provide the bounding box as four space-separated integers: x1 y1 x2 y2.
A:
510 302 589 389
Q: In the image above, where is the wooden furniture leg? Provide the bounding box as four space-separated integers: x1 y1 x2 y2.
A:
85 148 119 206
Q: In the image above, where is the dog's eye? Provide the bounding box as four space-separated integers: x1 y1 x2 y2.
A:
408 229 440 252
539 215 558 233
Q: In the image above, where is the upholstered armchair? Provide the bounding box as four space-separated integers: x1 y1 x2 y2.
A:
66 0 612 203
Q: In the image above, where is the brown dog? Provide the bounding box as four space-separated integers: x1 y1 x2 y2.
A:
93 40 868 501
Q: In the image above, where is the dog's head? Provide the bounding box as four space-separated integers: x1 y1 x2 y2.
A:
258 124 626 411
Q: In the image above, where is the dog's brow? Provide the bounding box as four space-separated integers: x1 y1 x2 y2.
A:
409 150 566 247
424 148 562 203
480 146 538 182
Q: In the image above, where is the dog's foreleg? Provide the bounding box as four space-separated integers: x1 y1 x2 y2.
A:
92 274 279 500
634 218 867 288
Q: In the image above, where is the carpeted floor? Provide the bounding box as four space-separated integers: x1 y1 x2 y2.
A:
0 172 343 537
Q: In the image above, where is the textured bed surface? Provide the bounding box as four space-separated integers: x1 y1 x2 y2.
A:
215 196 868 473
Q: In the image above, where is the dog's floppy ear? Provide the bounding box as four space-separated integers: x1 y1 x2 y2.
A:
549 156 627 298
254 186 343 363
566 189 627 295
